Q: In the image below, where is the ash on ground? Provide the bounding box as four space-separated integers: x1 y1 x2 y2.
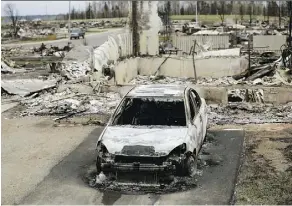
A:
83 133 220 194
208 102 292 127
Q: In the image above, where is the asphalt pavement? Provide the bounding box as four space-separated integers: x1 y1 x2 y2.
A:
20 128 244 205
2 28 124 49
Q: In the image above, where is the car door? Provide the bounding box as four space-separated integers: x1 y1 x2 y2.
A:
186 90 201 156
190 89 204 147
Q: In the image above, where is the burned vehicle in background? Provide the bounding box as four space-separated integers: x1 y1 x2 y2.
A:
96 85 208 184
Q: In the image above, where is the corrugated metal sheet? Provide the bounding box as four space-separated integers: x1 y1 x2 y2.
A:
172 34 230 54
110 32 133 57
253 35 286 54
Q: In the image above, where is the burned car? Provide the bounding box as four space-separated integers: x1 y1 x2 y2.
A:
96 85 208 183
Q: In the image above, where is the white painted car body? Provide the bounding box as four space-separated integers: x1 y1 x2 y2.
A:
96 84 208 175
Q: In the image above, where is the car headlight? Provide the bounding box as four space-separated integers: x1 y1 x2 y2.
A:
97 142 115 160
97 142 108 153
169 143 187 156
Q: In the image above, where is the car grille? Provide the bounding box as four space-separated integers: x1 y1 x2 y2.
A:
114 155 167 165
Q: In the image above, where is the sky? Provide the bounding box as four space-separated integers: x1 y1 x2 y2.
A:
1 1 87 16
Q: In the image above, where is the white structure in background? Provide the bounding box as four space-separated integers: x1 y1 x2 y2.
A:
139 1 162 55
92 1 162 80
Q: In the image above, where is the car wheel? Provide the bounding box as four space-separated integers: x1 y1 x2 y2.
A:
186 155 198 177
70 37 72 40
96 156 102 174
203 127 207 143
78 36 80 39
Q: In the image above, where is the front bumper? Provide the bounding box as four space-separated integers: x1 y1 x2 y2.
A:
101 162 175 173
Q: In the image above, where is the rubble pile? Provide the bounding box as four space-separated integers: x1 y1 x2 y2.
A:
2 43 72 60
2 46 32 57
129 74 290 86
70 19 127 29
208 102 292 126
1 61 15 74
2 19 126 43
197 77 241 86
228 89 264 103
21 87 121 116
129 75 195 85
60 61 92 80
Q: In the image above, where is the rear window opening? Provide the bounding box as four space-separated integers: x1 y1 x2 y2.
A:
112 98 186 126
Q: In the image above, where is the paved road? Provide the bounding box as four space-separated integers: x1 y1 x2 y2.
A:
2 28 124 49
21 128 244 205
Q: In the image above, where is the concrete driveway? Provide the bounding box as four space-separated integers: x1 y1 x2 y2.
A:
20 128 244 205
1 116 96 205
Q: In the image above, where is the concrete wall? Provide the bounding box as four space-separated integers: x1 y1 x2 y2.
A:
114 56 248 85
92 32 133 79
262 87 292 105
172 34 230 55
253 35 286 53
115 58 138 84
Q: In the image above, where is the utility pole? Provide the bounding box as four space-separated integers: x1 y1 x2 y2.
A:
46 4 47 21
289 1 292 48
68 1 71 39
195 1 198 23
278 1 281 28
132 1 139 56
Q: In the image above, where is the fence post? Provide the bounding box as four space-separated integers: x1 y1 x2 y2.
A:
248 34 252 76
192 40 197 83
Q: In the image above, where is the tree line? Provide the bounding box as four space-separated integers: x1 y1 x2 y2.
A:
165 1 288 17
65 1 289 21
66 1 129 20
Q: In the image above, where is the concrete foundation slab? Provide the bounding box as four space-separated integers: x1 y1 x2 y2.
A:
1 79 57 97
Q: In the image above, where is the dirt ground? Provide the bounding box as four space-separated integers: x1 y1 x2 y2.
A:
1 115 96 205
212 124 292 204
235 124 292 205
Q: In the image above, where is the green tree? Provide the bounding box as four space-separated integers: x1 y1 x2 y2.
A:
86 2 93 19
180 6 185 15
103 2 109 18
239 3 245 23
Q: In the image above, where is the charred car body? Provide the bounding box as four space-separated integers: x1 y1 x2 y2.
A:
96 85 208 183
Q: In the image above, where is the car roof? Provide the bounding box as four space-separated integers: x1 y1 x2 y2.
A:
127 84 187 98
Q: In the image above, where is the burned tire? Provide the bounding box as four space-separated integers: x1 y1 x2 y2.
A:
186 155 197 177
96 156 102 174
203 127 207 143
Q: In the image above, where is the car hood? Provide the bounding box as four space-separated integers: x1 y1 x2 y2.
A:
101 126 188 156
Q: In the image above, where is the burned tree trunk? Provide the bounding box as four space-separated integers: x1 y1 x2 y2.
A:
4 3 19 38
132 1 140 56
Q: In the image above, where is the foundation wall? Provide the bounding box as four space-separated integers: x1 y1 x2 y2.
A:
114 57 248 85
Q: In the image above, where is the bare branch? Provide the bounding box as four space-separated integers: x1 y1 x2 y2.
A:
4 3 19 38
217 2 225 25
